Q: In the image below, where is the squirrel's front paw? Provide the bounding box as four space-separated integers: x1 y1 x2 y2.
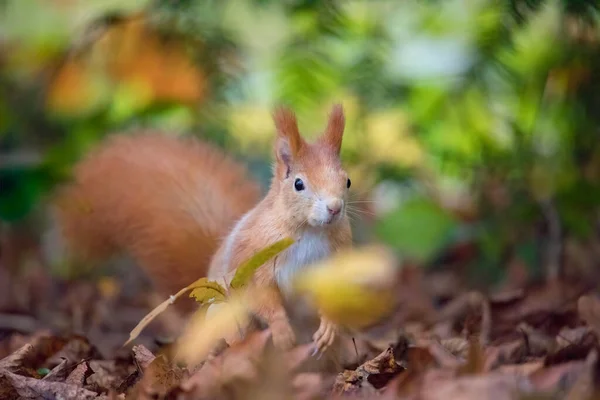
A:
270 317 296 350
312 316 337 355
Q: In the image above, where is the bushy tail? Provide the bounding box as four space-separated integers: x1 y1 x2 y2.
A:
49 131 261 297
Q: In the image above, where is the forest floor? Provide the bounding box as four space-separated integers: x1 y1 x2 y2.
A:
1 250 600 399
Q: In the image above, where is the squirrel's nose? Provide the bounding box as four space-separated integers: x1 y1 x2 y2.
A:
326 199 343 216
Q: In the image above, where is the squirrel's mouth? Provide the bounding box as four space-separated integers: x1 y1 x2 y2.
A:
308 216 335 227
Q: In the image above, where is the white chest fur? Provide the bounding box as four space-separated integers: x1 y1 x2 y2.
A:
276 230 331 297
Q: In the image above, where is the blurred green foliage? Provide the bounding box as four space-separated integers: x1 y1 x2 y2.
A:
1 0 600 284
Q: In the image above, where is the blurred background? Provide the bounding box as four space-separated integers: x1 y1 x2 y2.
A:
1 0 600 349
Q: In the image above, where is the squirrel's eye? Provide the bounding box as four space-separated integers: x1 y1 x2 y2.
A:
294 178 305 191
346 178 351 189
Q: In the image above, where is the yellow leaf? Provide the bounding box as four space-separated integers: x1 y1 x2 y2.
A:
293 245 397 329
125 277 226 346
174 294 252 368
230 237 295 289
189 278 227 304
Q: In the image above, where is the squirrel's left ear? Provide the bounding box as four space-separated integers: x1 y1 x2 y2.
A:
321 104 345 155
273 106 303 167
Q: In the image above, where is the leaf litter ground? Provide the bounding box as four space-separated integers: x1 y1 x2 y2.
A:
2 256 600 399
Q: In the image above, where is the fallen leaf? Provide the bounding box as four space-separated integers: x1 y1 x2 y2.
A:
131 354 184 398
529 360 585 392
178 330 272 400
578 295 600 338
47 335 102 366
65 361 92 386
420 371 534 400
0 336 69 377
332 345 404 395
0 370 99 399
42 358 74 382
518 322 557 357
564 349 600 400
131 345 155 371
439 337 469 359
557 326 593 349
483 340 525 372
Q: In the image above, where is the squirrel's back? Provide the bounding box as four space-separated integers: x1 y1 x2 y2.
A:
50 131 262 296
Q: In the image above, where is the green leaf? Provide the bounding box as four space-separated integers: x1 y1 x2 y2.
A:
0 167 44 223
188 278 228 304
230 237 295 289
375 196 457 263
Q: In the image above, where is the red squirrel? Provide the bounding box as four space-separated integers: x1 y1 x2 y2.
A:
51 104 352 355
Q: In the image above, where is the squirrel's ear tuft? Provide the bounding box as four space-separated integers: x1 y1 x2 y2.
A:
322 104 345 155
273 106 303 166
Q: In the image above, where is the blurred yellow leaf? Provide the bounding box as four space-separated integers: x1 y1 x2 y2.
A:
230 237 295 289
365 110 424 168
174 294 251 368
97 277 120 300
189 278 227 304
293 246 397 329
228 105 275 152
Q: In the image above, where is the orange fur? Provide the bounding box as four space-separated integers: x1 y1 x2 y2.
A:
208 105 353 353
52 131 261 298
52 105 353 360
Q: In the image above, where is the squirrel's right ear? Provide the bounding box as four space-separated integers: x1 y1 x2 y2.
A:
273 106 303 167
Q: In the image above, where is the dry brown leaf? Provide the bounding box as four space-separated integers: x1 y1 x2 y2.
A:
0 336 69 377
65 361 92 386
0 370 99 399
47 335 102 366
557 326 593 349
529 360 586 392
426 340 464 368
483 340 525 372
420 371 534 400
518 322 557 356
86 360 130 395
42 358 74 382
332 345 404 395
132 345 155 371
405 345 438 372
440 337 469 359
564 349 599 400
178 330 272 400
579 295 600 338
128 354 184 399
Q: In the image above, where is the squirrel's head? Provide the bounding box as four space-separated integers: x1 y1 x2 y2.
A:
272 104 350 229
